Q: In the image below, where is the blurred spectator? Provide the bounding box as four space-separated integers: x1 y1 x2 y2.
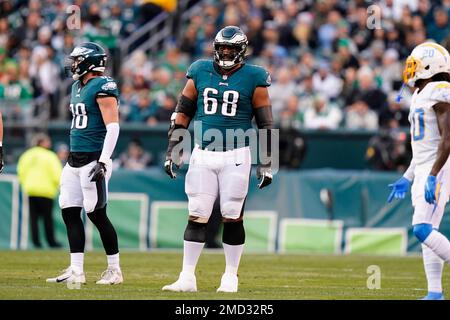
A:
148 94 177 125
379 94 410 129
127 92 157 123
312 61 343 101
296 74 315 116
380 48 403 93
303 94 342 130
17 133 62 248
280 95 303 129
427 6 449 43
117 139 152 170
150 67 181 103
122 50 154 83
120 0 140 37
268 67 297 121
345 100 379 130
346 66 387 112
317 9 340 56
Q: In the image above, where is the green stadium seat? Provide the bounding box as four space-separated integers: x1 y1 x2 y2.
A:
87 193 149 251
244 211 278 252
278 218 344 254
344 228 407 256
150 201 188 249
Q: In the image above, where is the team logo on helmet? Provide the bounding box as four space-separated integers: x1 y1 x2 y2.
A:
66 42 107 81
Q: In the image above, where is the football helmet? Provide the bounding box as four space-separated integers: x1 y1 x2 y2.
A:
66 42 107 80
403 42 450 87
213 26 248 69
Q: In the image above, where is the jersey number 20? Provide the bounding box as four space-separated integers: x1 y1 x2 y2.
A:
70 103 88 129
203 88 239 116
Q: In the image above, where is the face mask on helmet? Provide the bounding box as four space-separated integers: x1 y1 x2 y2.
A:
64 56 85 80
214 43 245 69
403 56 421 86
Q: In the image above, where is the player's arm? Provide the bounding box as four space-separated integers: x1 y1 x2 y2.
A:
0 111 3 173
89 96 120 182
423 102 450 203
164 79 198 179
252 86 274 189
431 103 450 176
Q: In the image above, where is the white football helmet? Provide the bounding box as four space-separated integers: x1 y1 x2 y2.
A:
403 42 450 87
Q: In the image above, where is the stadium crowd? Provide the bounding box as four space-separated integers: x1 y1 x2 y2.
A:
0 0 449 170
1 0 449 129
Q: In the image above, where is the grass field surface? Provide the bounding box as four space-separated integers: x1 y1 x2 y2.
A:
0 250 447 300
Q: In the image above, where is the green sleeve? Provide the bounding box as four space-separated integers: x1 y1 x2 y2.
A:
254 67 271 88
96 78 120 100
186 60 203 83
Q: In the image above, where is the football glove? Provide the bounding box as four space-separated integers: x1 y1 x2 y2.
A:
88 161 106 182
0 146 3 173
387 177 411 203
164 158 180 179
257 165 272 189
424 175 437 204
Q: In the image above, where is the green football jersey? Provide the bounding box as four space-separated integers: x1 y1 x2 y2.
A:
187 59 271 150
69 76 119 152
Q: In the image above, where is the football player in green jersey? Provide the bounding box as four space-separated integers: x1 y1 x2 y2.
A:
163 26 274 293
46 42 123 285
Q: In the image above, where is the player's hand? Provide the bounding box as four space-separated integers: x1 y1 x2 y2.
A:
164 158 179 179
88 161 106 182
387 177 411 203
424 175 437 204
257 165 272 189
0 146 3 173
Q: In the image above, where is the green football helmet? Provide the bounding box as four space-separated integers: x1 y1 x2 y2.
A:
66 42 107 80
213 26 248 69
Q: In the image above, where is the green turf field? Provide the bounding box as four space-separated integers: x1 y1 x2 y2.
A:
0 250 447 300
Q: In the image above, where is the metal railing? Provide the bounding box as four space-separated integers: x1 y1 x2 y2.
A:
54 0 208 121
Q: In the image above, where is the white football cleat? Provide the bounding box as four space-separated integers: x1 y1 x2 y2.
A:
217 273 238 293
96 268 123 285
162 271 197 292
46 267 86 284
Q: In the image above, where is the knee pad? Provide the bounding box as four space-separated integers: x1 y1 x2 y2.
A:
413 223 433 242
184 219 207 243
222 219 245 245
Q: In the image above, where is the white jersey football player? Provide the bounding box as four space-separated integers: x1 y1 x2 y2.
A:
388 42 450 300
